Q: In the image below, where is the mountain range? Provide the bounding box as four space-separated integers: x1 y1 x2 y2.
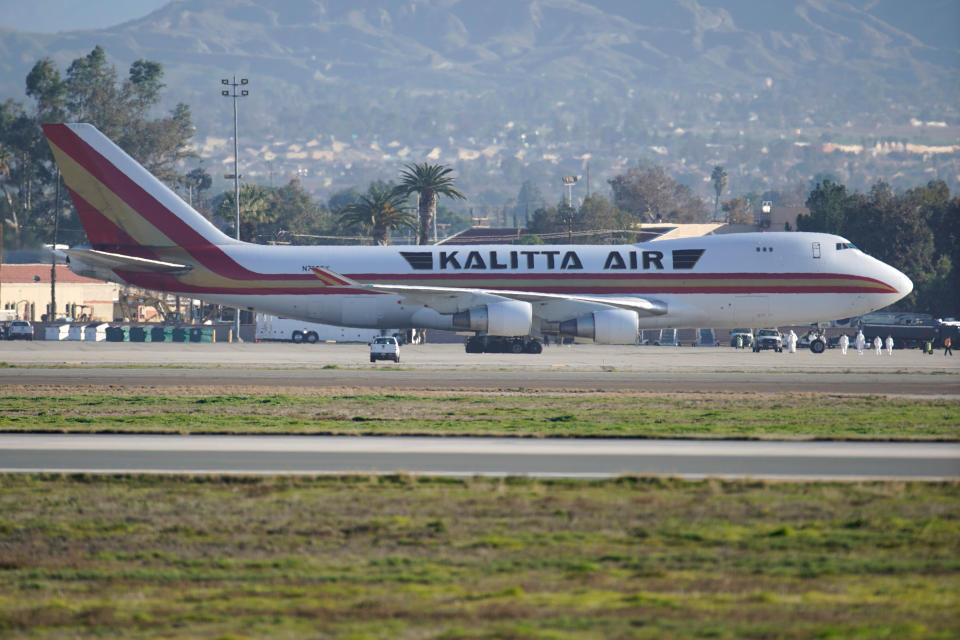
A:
1 0 958 201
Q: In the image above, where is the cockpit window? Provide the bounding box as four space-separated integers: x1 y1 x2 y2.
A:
835 242 858 250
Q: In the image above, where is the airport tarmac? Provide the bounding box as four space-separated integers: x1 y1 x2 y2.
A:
1 341 958 396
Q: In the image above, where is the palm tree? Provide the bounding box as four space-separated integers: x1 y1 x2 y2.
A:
711 166 727 222
338 184 416 246
396 162 466 245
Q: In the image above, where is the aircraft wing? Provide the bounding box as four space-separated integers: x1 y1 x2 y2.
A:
363 283 668 317
65 249 193 274
310 266 667 318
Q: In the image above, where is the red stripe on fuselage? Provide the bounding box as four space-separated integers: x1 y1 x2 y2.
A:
117 271 894 296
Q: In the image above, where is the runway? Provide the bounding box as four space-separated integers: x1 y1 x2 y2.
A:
1 342 958 395
1 434 957 480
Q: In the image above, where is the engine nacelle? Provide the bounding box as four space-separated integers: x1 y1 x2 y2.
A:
558 309 639 344
452 300 533 336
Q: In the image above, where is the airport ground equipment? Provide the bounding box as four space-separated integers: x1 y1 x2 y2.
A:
465 335 543 354
255 313 401 345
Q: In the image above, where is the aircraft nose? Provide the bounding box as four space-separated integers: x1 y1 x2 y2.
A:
887 264 913 298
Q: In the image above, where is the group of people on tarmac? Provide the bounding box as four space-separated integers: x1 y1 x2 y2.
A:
781 329 895 355
781 329 893 355
739 328 954 356
837 330 894 355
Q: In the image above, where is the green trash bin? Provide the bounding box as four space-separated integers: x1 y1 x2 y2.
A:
189 327 215 343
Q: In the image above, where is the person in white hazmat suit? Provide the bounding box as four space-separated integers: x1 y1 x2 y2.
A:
885 334 894 355
873 335 883 355
839 333 849 355
855 330 866 355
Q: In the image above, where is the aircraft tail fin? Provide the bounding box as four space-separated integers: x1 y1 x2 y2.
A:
42 123 235 257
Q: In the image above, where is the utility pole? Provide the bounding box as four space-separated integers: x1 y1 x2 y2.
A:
221 75 249 342
50 167 61 322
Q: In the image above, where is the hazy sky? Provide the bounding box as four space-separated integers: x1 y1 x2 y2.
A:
0 0 169 33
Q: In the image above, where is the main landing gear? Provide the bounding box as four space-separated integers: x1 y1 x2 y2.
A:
465 335 543 354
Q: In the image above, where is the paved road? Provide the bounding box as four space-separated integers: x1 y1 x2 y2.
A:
1 434 957 480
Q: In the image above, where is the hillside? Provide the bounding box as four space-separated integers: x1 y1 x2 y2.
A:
1 0 957 202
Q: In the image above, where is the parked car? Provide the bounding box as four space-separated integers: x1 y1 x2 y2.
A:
6 320 33 340
753 328 782 352
369 336 400 363
729 328 754 348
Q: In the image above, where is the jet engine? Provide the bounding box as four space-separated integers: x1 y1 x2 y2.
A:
452 300 533 336
558 309 639 344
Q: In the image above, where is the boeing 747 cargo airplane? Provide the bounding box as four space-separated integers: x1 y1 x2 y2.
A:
44 123 912 353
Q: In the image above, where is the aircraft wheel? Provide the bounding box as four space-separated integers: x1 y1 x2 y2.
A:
525 340 543 354
305 332 319 344
292 331 304 344
810 338 826 354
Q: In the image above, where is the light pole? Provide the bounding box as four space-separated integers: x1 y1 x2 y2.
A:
221 75 248 342
560 176 580 243
561 175 580 207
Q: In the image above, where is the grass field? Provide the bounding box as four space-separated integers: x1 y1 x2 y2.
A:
1 390 959 439
0 475 958 639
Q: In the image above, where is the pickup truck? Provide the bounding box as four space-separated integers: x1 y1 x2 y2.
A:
369 336 400 363
6 320 33 340
752 328 782 352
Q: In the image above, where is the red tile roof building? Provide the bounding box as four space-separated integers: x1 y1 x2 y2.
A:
1 264 119 322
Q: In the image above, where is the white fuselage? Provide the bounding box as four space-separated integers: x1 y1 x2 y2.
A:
143 231 909 333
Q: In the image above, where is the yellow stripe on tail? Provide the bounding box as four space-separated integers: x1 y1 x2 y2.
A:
309 267 360 287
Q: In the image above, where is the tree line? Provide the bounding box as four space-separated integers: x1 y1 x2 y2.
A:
798 179 958 317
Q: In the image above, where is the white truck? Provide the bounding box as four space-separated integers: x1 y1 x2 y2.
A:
6 320 34 340
369 336 400 363
255 313 402 345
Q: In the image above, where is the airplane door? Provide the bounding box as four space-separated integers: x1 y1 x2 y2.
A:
734 295 770 326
